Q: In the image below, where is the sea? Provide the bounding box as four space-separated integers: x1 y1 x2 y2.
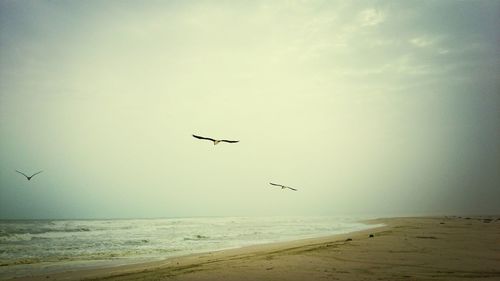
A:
0 216 383 279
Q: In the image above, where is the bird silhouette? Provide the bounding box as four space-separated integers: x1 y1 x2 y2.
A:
16 170 43 181
192 134 239 145
269 182 298 191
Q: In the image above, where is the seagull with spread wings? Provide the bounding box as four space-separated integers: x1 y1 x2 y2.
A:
269 182 298 191
16 170 43 181
192 134 239 145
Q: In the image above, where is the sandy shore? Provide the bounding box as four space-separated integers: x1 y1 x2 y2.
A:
9 216 500 281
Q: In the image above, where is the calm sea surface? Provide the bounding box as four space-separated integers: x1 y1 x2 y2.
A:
0 216 382 279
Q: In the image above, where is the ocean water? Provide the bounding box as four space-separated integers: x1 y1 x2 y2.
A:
0 217 382 279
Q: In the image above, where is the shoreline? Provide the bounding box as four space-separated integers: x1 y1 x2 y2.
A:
4 220 386 281
7 215 500 281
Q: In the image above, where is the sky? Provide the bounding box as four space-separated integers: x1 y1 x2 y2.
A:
0 0 499 219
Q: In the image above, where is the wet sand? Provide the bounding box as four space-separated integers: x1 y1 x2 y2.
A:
10 216 500 281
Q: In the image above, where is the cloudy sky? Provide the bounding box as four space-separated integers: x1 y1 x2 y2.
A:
1 0 499 219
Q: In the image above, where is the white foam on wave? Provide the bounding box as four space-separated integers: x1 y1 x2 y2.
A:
0 216 382 279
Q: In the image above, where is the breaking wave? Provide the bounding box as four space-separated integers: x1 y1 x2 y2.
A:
0 217 382 279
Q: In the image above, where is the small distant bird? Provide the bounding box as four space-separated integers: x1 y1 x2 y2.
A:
192 134 239 145
16 170 43 181
269 182 297 191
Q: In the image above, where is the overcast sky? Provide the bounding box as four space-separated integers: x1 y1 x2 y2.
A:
1 0 499 219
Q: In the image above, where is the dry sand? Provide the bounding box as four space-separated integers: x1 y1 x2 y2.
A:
10 216 500 281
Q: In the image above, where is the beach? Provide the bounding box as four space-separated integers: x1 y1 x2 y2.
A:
9 216 500 281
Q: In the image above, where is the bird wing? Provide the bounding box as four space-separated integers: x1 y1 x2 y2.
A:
220 140 239 143
269 182 283 187
286 186 298 191
192 135 216 142
15 170 29 179
30 171 43 178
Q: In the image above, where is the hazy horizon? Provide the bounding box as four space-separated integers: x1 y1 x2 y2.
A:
1 0 499 219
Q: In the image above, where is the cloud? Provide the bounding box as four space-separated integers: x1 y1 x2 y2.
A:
358 8 385 27
410 36 433 47
438 48 449 55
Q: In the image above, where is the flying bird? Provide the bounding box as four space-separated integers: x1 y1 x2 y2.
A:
192 134 239 145
16 170 43 181
269 182 297 191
